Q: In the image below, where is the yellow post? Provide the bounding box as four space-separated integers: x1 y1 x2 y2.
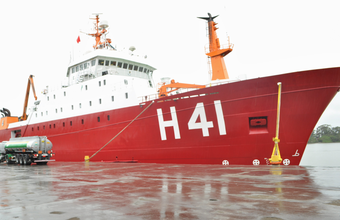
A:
269 82 283 165
84 155 90 162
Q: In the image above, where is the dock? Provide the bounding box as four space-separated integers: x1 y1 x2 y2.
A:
1 162 339 219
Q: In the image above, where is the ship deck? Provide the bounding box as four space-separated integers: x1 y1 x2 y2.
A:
1 162 339 219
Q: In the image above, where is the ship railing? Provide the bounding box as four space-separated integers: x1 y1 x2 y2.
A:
138 93 159 103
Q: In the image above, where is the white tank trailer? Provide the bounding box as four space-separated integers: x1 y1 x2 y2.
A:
0 136 55 165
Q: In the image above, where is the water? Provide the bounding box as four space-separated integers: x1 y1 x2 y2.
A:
300 143 340 166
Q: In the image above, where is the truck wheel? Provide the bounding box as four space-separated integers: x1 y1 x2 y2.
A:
23 155 27 165
19 155 24 165
36 162 48 165
26 156 32 165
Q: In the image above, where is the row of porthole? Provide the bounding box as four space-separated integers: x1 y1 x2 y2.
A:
221 159 291 166
37 93 128 118
31 115 111 132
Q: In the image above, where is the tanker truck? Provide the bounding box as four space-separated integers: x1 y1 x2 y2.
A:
0 136 55 165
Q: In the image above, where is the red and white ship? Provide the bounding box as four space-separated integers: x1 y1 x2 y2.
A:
0 13 339 165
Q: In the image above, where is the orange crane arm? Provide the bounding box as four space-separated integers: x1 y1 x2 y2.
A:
158 79 205 98
22 75 37 121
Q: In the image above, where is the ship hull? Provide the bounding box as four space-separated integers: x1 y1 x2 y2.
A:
1 67 340 165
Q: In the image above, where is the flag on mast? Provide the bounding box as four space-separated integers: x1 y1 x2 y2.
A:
76 36 81 43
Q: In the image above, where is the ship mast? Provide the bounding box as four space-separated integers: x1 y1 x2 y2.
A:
85 13 112 50
198 13 233 80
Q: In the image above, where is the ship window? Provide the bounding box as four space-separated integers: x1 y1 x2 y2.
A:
35 113 37 117
105 60 109 66
41 112 43 116
85 85 88 90
117 62 122 68
76 66 79 72
98 59 104 65
79 103 82 108
111 96 114 102
81 119 84 124
71 105 74 110
89 101 92 106
103 80 106 85
99 99 102 104
80 64 83 70
70 121 72 126
63 122 65 127
84 63 87 69
47 96 49 101
149 80 153 87
97 116 100 122
102 71 108 76
125 92 128 99
55 109 57 113
128 64 133 70
54 95 56 99
53 124 55 128
43 125 45 130
46 111 48 115
60 108 63 113
123 63 128 69
37 126 39 131
99 81 101 87
32 127 34 131
139 67 143 72
91 60 96 66
144 68 147 73
64 91 66 96
49 124 51 129
107 115 110 121
134 65 138 71
72 67 75 73
110 61 116 66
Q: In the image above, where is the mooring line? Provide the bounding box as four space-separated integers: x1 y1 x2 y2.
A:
87 101 154 161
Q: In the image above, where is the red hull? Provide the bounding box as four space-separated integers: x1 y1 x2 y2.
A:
1 67 340 165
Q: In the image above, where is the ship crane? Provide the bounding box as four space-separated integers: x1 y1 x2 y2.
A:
21 75 37 121
158 79 206 98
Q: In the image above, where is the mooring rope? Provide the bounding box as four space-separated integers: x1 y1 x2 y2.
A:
87 100 154 161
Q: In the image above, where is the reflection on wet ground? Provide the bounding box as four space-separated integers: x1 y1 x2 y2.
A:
0 162 339 220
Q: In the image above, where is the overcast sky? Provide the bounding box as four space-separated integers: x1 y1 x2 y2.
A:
0 0 339 128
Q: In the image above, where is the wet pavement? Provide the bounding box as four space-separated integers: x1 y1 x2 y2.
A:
0 162 340 220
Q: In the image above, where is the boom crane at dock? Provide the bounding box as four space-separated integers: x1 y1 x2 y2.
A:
21 75 37 121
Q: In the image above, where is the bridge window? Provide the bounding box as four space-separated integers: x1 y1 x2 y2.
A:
84 63 87 69
91 60 96 66
72 67 75 73
110 61 116 66
76 66 79 72
105 60 109 66
117 62 122 68
139 67 143 72
98 59 104 65
80 64 83 70
123 63 128 69
128 64 133 70
134 65 138 71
